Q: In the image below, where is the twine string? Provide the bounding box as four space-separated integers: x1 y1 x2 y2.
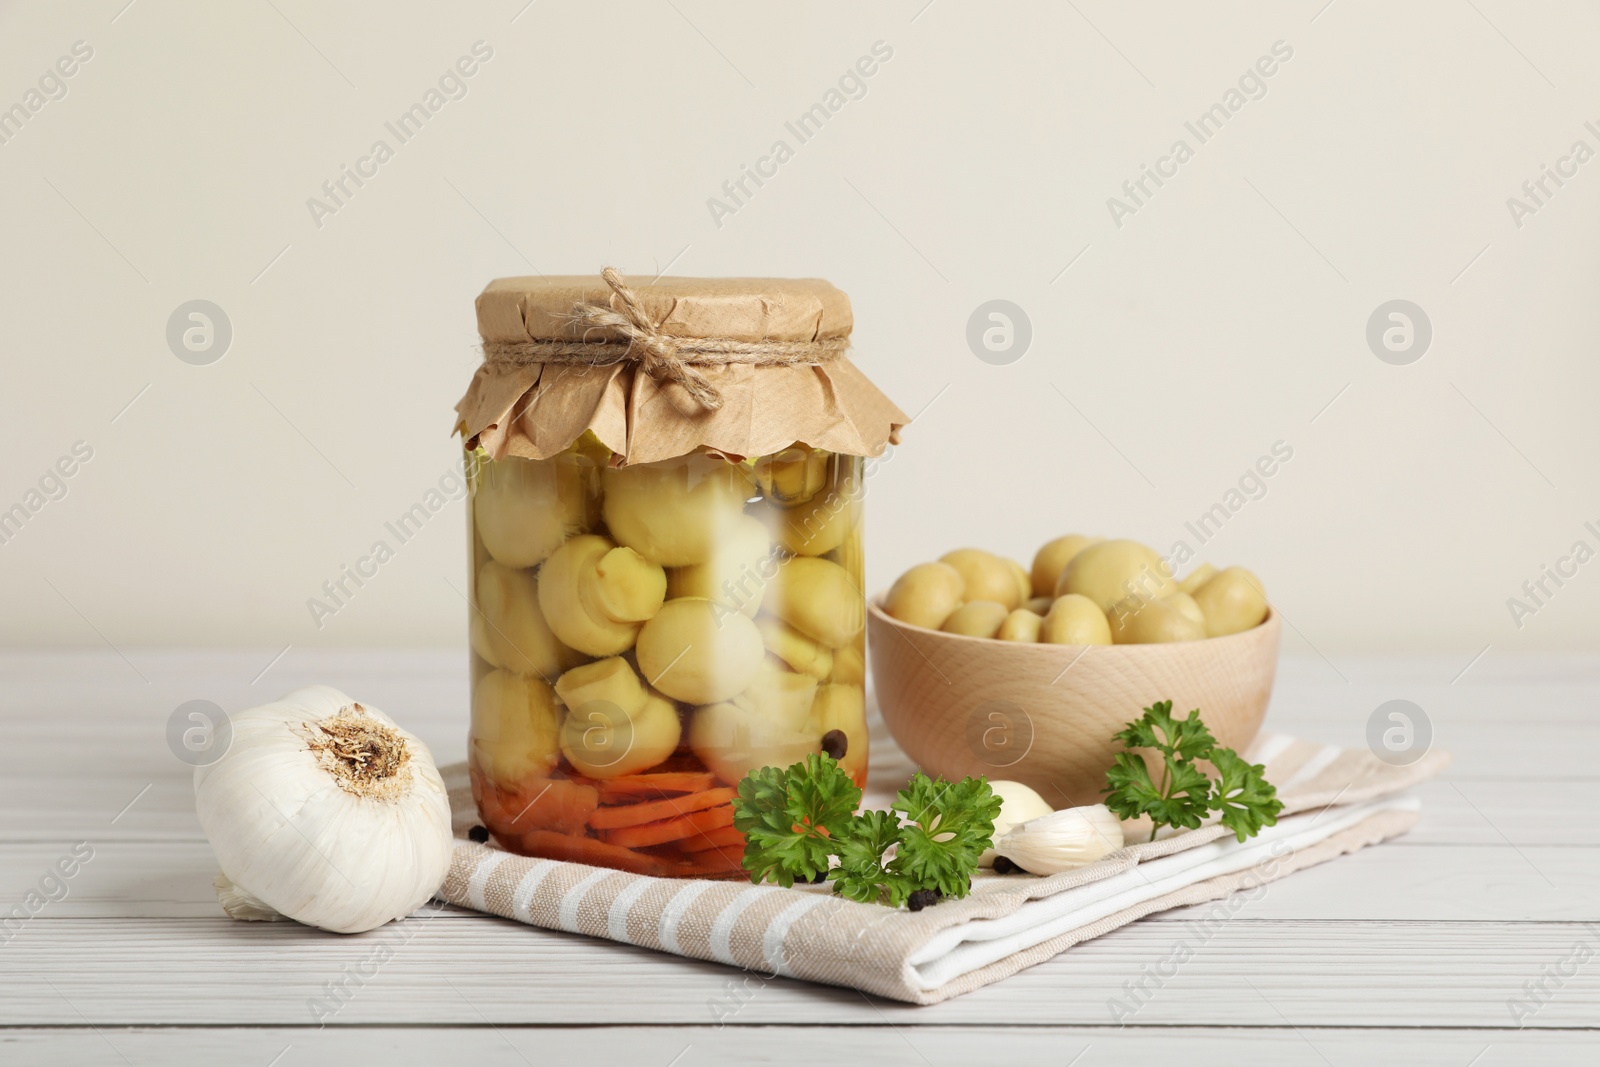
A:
480 267 847 410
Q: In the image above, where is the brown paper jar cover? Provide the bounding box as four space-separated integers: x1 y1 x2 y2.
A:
455 274 907 465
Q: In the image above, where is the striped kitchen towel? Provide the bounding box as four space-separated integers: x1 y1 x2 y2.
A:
433 726 1449 1005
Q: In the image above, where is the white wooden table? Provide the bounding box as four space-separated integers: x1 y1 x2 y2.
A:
2 649 1596 1064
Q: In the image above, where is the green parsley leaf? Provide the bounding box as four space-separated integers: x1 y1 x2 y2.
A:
732 758 999 907
1103 701 1281 845
731 753 859 888
1208 747 1284 842
1111 699 1216 764
828 810 915 906
891 772 1001 900
1103 750 1211 833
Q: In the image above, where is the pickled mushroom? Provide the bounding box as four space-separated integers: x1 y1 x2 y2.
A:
825 525 864 584
1005 558 1032 607
601 458 752 567
552 656 647 718
471 560 588 678
1055 539 1175 611
756 616 834 680
770 490 858 556
997 608 1043 643
768 556 864 648
538 534 666 656
1177 562 1219 596
1163 591 1206 628
883 561 965 630
635 597 766 704
471 669 562 785
689 700 821 787
664 513 774 618
826 644 865 686
807 683 867 783
940 548 1026 610
473 454 595 569
1107 593 1206 644
754 445 829 507
941 600 1009 639
1039 593 1113 645
1191 567 1269 637
560 688 682 779
585 545 668 623
1029 535 1100 599
732 658 819 732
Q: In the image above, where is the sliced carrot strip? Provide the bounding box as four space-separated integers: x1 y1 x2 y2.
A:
518 830 671 876
678 826 745 853
503 780 599 836
471 770 600 837
596 772 717 801
599 804 735 849
589 788 736 831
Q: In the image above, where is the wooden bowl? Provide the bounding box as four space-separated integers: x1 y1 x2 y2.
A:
868 599 1280 807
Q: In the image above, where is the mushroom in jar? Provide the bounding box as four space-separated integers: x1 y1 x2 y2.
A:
473 454 596 569
635 597 765 704
601 457 752 567
537 535 666 656
768 556 865 649
471 560 588 677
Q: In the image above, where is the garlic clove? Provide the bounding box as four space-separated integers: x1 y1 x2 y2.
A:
978 780 1055 867
993 803 1125 875
213 871 285 922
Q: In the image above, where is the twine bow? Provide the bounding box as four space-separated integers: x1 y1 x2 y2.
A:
481 267 848 411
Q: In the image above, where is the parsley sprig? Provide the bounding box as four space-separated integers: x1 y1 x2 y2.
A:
733 754 857 888
1103 700 1283 843
731 754 999 908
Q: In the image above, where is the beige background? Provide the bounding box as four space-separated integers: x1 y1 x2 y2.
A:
1 0 1596 665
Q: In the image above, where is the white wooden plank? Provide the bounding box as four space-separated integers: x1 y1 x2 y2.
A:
2 840 1594 922
2 918 1596 1028
1 1025 1595 1067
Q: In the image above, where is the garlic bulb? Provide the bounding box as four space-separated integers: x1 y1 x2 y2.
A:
978 780 1055 867
194 686 453 934
993 804 1125 874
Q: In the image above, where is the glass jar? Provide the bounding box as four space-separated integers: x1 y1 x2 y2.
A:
466 439 867 877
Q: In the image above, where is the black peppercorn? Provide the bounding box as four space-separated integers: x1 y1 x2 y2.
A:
820 730 848 760
993 855 1029 875
467 825 489 843
907 888 942 912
